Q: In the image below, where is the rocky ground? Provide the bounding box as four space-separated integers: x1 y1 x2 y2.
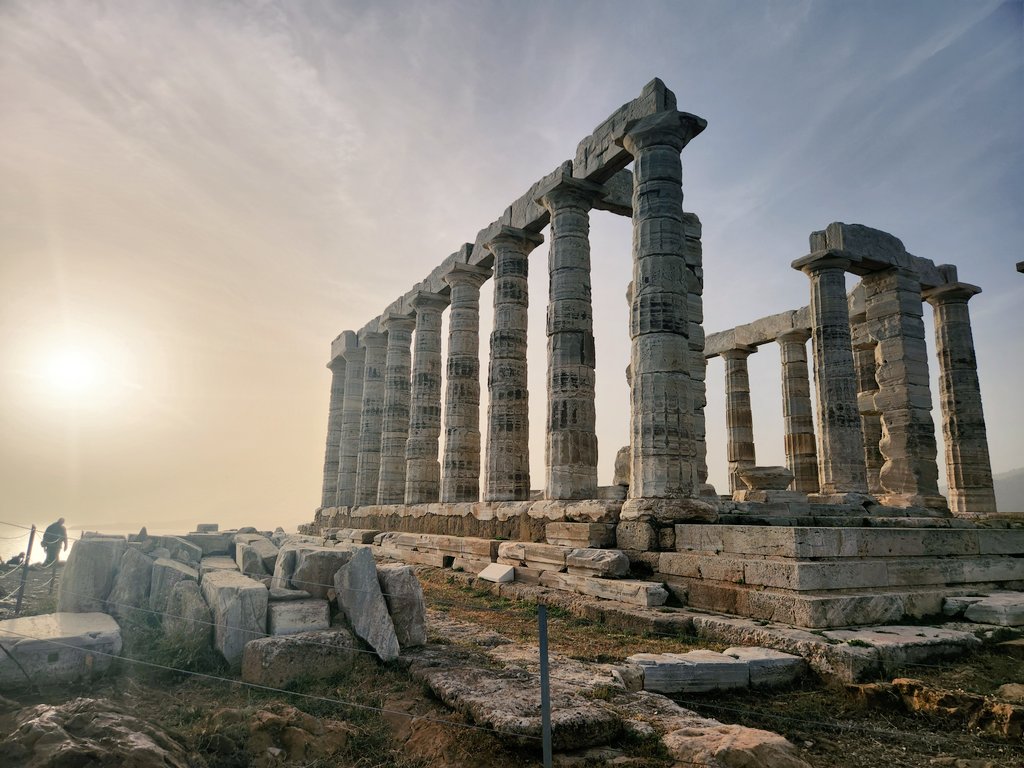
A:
2 563 1023 767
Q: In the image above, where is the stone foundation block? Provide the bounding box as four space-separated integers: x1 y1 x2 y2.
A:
241 628 355 688
330 528 382 544
497 542 569 569
566 548 630 578
724 647 806 688
627 650 748 693
268 598 331 636
0 613 122 689
620 498 718 524
540 572 668 607
545 522 616 548
616 521 657 551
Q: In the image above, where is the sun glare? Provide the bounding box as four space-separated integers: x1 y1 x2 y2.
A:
44 346 102 396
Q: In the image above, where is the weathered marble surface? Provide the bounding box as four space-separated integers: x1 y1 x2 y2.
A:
0 612 122 688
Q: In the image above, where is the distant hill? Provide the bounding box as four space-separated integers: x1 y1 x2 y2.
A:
995 467 1024 513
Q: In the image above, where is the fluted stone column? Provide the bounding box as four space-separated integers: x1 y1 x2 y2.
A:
484 226 543 502
722 346 756 493
924 281 997 515
683 213 708 487
441 263 492 503
376 313 415 505
354 330 387 507
405 292 449 504
862 268 944 509
794 253 868 496
335 345 365 507
850 312 885 495
320 354 347 508
538 179 602 500
622 110 706 500
776 329 819 494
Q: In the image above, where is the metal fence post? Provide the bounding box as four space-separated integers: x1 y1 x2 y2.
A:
538 603 552 768
14 525 36 616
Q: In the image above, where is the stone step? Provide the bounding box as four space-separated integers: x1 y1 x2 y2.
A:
376 532 497 559
544 522 617 548
675 524 1024 559
539 571 668 607
657 552 1024 592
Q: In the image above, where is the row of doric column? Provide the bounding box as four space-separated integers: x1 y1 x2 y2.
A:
715 256 996 516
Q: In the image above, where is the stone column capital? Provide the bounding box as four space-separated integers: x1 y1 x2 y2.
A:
326 354 346 373
776 328 812 345
342 345 366 363
720 345 757 360
792 250 852 276
535 176 604 212
923 282 982 306
621 109 707 155
410 291 450 313
443 262 492 290
358 330 387 348
484 226 544 255
381 312 416 334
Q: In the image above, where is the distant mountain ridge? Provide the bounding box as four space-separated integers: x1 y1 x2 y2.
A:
994 467 1024 514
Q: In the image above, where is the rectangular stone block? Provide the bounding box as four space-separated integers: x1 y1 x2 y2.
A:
185 532 234 556
628 650 748 693
268 598 331 636
540 572 668 607
0 613 122 689
201 570 269 667
497 541 570 567
545 522 616 548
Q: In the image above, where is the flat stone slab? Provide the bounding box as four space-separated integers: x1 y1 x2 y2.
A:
627 650 749 693
566 548 630 578
723 646 806 688
541 572 668 607
0 612 122 688
545 522 616 548
964 592 1024 626
497 541 570 569
268 598 330 636
942 595 987 617
478 563 514 583
199 556 239 579
242 627 355 688
269 587 312 602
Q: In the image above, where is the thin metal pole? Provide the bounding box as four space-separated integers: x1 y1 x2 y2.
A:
48 560 57 596
538 603 552 768
14 525 36 616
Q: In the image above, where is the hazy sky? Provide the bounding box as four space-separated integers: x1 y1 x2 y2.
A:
1 0 1021 540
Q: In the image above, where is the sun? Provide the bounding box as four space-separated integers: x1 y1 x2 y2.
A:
43 346 103 397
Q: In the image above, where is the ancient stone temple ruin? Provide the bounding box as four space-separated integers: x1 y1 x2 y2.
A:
306 79 1022 629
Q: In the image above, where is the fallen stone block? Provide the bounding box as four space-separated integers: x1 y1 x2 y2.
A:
241 628 356 688
478 563 515 583
627 650 749 693
334 547 399 661
377 564 426 648
291 548 353 599
331 528 381 544
195 523 219 532
268 598 331 636
269 587 312 602
151 536 202 566
105 548 153 622
149 558 199 615
57 537 127 613
236 537 280 577
724 647 806 688
184 531 234 557
540 572 668 607
566 548 630 578
199 556 239 580
0 612 122 688
942 594 988 617
163 579 212 652
201 570 268 667
964 592 1024 626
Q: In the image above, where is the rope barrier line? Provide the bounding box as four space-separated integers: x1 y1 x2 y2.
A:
0 627 544 742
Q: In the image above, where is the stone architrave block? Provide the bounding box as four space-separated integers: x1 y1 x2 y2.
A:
477 563 515 583
57 537 127 613
241 628 356 688
199 556 239 580
0 613 122 689
333 547 400 662
540 572 668 607
291 548 354 599
152 536 202 566
964 593 1024 626
627 650 749 694
200 570 269 668
377 564 427 648
268 598 331 636
149 558 199 615
184 532 234 557
163 580 212 651
724 647 806 688
106 548 153 621
565 548 630 578
545 522 616 548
